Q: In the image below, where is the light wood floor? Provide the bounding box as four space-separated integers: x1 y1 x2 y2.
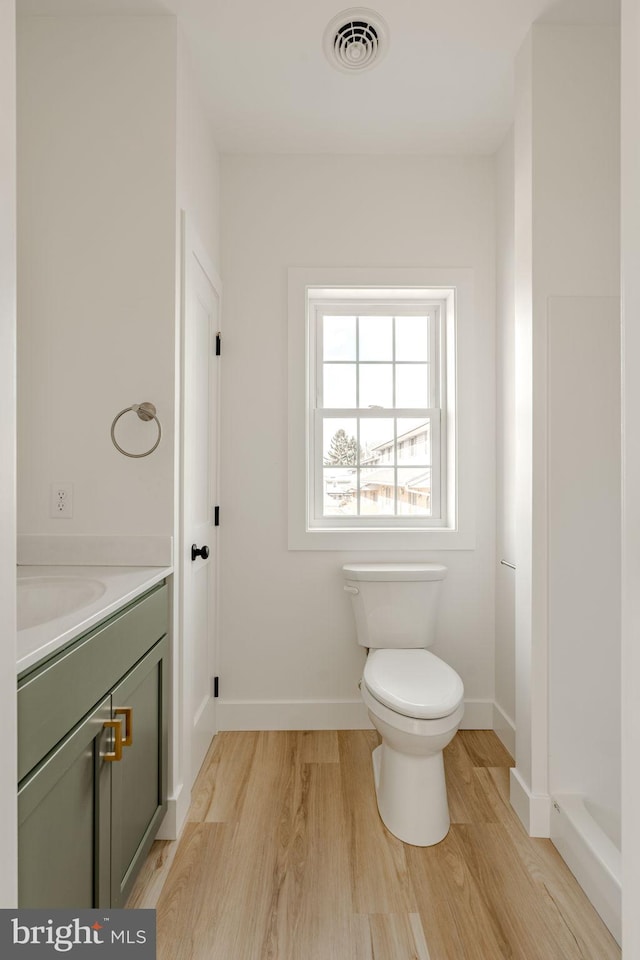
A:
128 730 620 960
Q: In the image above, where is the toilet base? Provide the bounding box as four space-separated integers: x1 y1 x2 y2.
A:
371 741 451 847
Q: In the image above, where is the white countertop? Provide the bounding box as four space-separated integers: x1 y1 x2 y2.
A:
17 565 172 675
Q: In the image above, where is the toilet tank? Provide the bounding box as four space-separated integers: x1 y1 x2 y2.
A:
342 563 447 649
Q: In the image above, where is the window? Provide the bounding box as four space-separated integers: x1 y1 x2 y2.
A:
309 299 446 529
288 267 475 550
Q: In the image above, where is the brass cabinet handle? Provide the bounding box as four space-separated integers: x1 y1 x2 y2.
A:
103 719 123 762
114 707 133 747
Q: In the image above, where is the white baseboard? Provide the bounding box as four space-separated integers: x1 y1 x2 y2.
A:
492 701 516 757
156 782 190 841
217 699 373 730
550 794 621 945
510 766 551 837
216 697 495 732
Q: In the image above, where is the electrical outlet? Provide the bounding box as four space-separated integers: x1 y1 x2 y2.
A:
50 483 73 519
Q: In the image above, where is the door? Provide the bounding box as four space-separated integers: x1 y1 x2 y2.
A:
110 637 168 907
18 697 112 908
181 218 221 789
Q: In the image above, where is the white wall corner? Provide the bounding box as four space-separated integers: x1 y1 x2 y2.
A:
493 701 516 758
622 2 640 955
155 782 190 841
510 766 551 837
461 699 494 730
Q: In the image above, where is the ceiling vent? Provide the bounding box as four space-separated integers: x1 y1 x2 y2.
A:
323 8 389 74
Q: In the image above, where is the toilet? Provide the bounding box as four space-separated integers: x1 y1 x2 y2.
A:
343 562 464 847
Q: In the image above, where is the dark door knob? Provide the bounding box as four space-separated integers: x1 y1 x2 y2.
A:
191 544 210 562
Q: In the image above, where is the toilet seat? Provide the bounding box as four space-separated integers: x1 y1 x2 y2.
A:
363 649 464 720
361 681 465 739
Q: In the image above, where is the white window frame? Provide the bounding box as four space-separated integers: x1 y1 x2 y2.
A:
309 300 446 529
288 267 476 550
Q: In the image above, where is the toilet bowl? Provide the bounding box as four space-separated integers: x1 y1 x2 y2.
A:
342 562 464 847
361 649 464 845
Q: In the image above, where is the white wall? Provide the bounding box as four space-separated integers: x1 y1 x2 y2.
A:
548 299 620 819
494 129 516 754
620 0 640 951
537 25 621 825
177 31 220 273
0 0 18 908
512 24 620 835
219 155 496 729
513 34 539 821
17 15 177 538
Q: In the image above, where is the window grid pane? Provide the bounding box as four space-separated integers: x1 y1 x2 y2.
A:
320 413 432 518
312 301 444 528
396 315 430 361
358 316 393 360
323 468 357 516
322 314 432 410
359 467 397 515
323 315 356 361
395 363 430 407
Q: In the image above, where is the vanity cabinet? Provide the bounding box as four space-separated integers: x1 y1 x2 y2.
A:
17 582 168 909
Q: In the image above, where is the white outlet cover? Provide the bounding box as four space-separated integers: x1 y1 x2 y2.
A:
50 483 73 519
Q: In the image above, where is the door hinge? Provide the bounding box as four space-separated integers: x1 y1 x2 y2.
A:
214 505 220 526
215 332 221 356
213 676 219 698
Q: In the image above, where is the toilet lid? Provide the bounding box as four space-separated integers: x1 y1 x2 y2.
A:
363 649 464 720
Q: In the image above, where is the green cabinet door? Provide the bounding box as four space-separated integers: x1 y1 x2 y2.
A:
110 635 168 908
18 697 112 909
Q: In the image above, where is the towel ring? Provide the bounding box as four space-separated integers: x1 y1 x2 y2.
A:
111 402 162 458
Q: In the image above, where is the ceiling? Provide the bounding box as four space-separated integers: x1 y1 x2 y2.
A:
19 0 620 155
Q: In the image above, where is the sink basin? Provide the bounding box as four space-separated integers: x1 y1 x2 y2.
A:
17 576 107 630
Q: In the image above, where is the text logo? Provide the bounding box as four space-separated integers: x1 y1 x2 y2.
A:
0 910 156 958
